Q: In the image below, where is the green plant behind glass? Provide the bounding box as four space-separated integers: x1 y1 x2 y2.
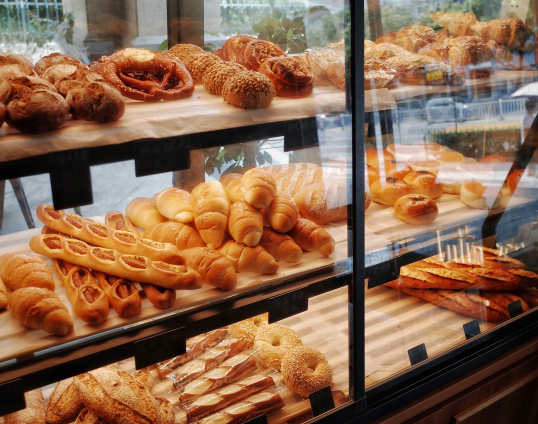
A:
205 141 273 177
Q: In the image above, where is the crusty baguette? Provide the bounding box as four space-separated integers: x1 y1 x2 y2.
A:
227 201 263 247
178 247 237 290
265 192 299 233
0 276 7 309
30 233 201 290
241 168 276 210
179 353 257 403
192 181 229 249
132 368 154 391
0 252 55 291
105 210 138 232
512 288 538 308
157 328 229 378
143 221 205 251
288 218 335 256
220 173 245 203
75 408 105 424
259 227 302 263
154 187 195 223
125 197 168 230
140 282 176 309
294 178 348 224
5 389 46 424
217 240 279 274
94 272 142 317
46 378 85 424
36 205 183 264
8 287 74 335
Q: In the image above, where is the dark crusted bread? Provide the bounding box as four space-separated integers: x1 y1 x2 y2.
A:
66 82 125 123
35 52 89 76
0 52 34 75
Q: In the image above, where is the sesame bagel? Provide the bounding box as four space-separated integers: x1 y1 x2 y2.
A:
281 346 332 397
254 323 302 371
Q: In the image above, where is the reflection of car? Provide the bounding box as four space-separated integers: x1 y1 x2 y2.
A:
426 97 467 123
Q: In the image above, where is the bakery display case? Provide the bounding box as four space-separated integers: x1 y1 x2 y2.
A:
2 0 538 423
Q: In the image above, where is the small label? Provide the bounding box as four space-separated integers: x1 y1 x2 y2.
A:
309 385 335 416
463 320 481 340
134 138 190 177
408 343 428 366
48 149 93 210
284 118 319 152
134 327 185 370
0 379 26 416
508 300 524 318
244 414 269 424
268 288 308 323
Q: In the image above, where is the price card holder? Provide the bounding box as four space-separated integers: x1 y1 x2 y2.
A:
463 320 481 340
284 118 319 152
268 287 308 323
134 327 185 370
134 138 190 177
508 300 524 318
0 379 25 416
244 414 268 424
309 385 335 417
408 343 428 366
49 149 93 210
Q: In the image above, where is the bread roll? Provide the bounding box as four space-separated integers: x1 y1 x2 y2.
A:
5 389 46 424
394 194 438 225
380 160 412 180
143 221 205 250
366 164 379 187
0 253 55 291
192 181 229 249
241 168 277 210
403 170 443 199
259 227 303 263
125 197 168 230
202 61 248 95
222 71 275 109
365 148 394 169
294 178 348 224
0 276 7 309
460 181 503 209
265 192 299 233
182 52 222 84
178 247 237 290
228 201 264 247
217 240 279 274
370 177 412 206
0 52 35 75
220 173 245 203
154 187 195 223
66 82 125 123
35 53 88 75
288 218 335 256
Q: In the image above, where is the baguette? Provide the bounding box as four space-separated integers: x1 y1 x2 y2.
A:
142 221 205 251
512 288 538 308
36 205 183 264
157 328 229 378
192 181 229 249
184 374 276 422
220 173 245 203
75 409 105 424
132 368 154 391
8 287 74 335
46 378 85 424
179 352 257 403
5 389 46 424
140 282 176 309
217 240 279 274
241 168 276 210
227 201 263 247
76 398 173 424
125 197 168 230
265 192 299 233
178 247 237 290
0 252 55 291
94 272 142 317
288 218 335 256
0 276 7 310
154 187 195 223
105 210 138 232
259 227 302 263
30 233 201 290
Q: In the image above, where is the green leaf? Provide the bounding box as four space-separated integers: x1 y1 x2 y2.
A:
204 29 219 36
266 24 275 38
272 9 282 20
286 29 293 41
263 151 273 164
281 18 293 30
256 152 265 166
158 39 168 52
252 22 267 33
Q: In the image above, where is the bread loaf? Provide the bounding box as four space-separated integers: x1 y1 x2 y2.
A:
259 227 302 263
0 253 55 291
8 287 73 335
46 378 85 424
154 187 196 223
217 240 279 274
241 168 276 209
35 53 88 75
5 389 46 424
228 201 263 247
178 247 237 290
66 82 125 123
125 197 168 230
0 52 35 75
288 218 335 256
265 192 299 233
192 182 229 249
294 178 348 224
143 221 205 251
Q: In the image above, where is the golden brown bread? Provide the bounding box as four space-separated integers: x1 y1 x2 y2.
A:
125 197 168 230
192 181 230 249
0 276 7 310
217 240 279 274
375 31 398 44
8 287 74 335
364 59 398 90
512 288 538 309
94 272 142 317
288 218 335 256
105 210 138 232
142 221 205 251
222 71 276 109
228 201 264 247
447 36 493 79
259 227 303 263
241 168 277 210
393 195 438 225
66 82 125 123
182 52 222 83
153 187 195 223
202 61 248 95
0 52 35 75
417 42 449 62
385 54 464 85
471 19 511 45
265 192 299 233
395 24 436 53
430 11 477 37
178 247 237 290
369 43 411 61
46 378 85 424
140 283 176 309
294 178 348 224
35 53 88 75
219 173 245 203
5 389 46 424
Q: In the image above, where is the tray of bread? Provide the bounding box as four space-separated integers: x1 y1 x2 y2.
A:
2 293 350 424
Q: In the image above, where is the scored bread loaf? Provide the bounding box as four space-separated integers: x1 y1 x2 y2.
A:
228 201 263 247
288 218 335 256
8 287 74 336
0 276 7 310
294 178 348 224
259 227 302 263
154 187 195 223
46 378 85 424
178 247 237 290
125 197 168 230
143 221 205 251
220 173 245 203
192 182 230 249
218 240 279 274
5 389 46 424
241 168 276 210
0 253 55 291
265 192 299 233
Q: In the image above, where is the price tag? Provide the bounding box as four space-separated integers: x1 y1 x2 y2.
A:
284 118 319 152
463 320 481 340
309 385 335 417
134 327 185 370
134 138 190 177
244 414 268 424
508 300 524 318
408 343 428 366
48 149 93 210
0 379 26 416
268 288 308 323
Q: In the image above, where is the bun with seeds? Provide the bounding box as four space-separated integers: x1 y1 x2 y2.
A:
203 61 248 95
222 71 275 109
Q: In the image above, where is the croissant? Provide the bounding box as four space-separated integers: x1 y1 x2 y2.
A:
385 54 464 86
0 253 55 291
241 168 276 210
471 19 511 45
154 187 195 223
394 24 436 53
288 218 335 256
220 173 245 203
375 31 398 44
507 17 528 50
265 193 299 233
8 287 74 335
430 11 477 37
447 36 493 79
217 240 279 274
143 221 205 250
487 40 524 70
417 42 449 62
125 197 167 230
192 181 229 249
259 227 302 263
0 277 7 309
179 247 237 290
369 43 411 61
228 201 263 247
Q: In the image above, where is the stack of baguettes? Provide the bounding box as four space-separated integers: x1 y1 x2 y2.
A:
384 246 538 322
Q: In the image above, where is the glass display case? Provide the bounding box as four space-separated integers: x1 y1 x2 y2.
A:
1 0 538 423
